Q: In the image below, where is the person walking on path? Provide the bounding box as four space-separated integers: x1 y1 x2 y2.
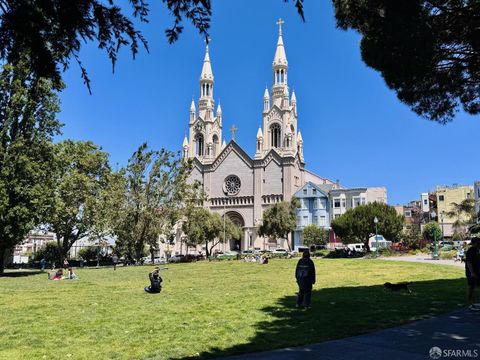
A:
39 258 46 271
295 249 316 309
466 238 480 311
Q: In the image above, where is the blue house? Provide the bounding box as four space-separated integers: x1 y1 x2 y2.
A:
293 182 332 250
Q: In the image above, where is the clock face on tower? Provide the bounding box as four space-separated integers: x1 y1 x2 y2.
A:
223 175 241 196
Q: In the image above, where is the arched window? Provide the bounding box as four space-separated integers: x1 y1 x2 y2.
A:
270 123 281 148
195 133 204 156
212 135 219 157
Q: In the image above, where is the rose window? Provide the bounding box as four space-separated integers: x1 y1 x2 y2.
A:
224 175 241 196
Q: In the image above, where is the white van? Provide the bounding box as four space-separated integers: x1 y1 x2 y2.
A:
346 243 365 252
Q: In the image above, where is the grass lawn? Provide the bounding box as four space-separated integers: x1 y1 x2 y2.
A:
0 259 467 360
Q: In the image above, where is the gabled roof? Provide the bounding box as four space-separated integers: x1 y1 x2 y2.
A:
294 181 330 198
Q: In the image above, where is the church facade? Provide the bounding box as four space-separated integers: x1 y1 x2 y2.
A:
178 21 337 253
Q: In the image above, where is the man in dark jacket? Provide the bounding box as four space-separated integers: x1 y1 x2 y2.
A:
295 249 316 309
144 268 162 294
466 238 480 311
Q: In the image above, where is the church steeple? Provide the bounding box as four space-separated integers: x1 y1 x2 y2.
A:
271 18 288 107
185 42 223 163
199 43 215 116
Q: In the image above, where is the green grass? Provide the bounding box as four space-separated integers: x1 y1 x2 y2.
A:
0 259 467 360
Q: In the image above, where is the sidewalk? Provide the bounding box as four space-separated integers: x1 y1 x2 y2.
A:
222 308 480 360
382 255 464 268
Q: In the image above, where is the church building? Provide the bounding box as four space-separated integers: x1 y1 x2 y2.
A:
179 20 338 253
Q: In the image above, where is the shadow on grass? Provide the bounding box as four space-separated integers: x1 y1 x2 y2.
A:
180 278 466 359
0 270 44 277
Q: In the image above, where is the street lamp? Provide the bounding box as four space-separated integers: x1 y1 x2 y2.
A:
374 216 379 256
440 212 445 241
430 210 439 260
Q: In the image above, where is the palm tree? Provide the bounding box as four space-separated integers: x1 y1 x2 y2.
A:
446 198 476 239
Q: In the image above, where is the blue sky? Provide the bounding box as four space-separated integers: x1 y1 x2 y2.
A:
58 0 479 205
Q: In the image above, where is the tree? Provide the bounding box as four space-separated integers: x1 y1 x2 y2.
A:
445 198 476 239
34 242 61 264
333 1 480 123
302 224 328 248
258 199 299 251
401 225 422 249
112 143 192 262
47 140 111 261
0 0 304 91
422 221 442 242
0 58 62 274
331 202 404 251
182 208 241 257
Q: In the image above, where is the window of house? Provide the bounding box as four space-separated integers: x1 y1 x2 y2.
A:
334 214 341 219
334 199 341 208
303 189 307 195
303 216 309 225
439 195 445 201
341 199 346 208
424 199 428 205
313 216 318 224
352 197 361 208
320 216 326 226
404 210 412 217
361 197 366 205
312 188 317 195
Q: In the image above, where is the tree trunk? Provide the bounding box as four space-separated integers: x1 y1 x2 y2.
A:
0 245 6 275
150 248 155 264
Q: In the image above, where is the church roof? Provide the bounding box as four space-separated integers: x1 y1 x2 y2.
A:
216 102 222 114
263 87 270 99
190 100 196 112
291 90 297 103
183 136 188 147
256 127 263 138
200 45 214 81
273 31 288 67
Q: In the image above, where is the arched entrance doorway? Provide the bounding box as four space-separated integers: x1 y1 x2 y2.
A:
225 211 244 251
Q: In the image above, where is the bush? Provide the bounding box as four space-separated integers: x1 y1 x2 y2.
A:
78 246 100 261
325 249 364 259
440 250 455 260
35 242 61 263
313 249 331 258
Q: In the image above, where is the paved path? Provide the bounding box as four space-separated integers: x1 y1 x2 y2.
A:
381 255 464 268
222 308 480 360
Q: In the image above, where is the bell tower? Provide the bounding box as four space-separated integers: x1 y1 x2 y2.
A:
183 43 223 162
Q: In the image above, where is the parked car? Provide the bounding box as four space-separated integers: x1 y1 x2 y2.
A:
346 243 365 252
217 251 239 259
241 250 254 255
439 241 454 251
168 254 186 263
273 248 288 255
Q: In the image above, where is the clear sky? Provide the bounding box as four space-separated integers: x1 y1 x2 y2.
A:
58 0 479 205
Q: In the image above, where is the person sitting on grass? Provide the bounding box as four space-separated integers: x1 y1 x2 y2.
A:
65 267 79 280
144 268 162 294
49 269 63 280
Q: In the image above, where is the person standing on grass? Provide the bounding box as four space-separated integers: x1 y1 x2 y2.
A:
466 238 480 311
112 253 119 271
295 249 316 309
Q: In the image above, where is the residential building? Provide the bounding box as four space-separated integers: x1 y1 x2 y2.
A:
293 184 387 250
13 231 56 258
475 181 480 216
435 184 474 237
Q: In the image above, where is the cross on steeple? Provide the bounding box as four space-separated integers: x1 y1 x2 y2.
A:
276 18 284 36
230 124 238 141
